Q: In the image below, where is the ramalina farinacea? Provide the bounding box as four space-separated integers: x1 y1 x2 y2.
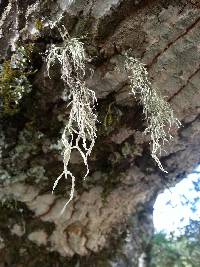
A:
46 25 97 213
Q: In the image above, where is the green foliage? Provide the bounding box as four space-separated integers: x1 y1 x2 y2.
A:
152 172 200 266
151 229 200 267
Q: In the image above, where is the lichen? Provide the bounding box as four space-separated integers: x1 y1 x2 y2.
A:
124 54 181 172
121 142 142 158
0 128 47 185
46 25 97 212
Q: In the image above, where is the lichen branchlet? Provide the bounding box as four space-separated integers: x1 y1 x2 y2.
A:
124 55 181 172
46 25 97 212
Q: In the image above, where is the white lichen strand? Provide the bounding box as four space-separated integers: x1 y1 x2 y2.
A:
46 26 97 212
11 0 20 51
67 0 74 5
0 1 13 38
58 0 74 9
25 1 40 20
46 32 86 87
124 56 181 173
0 0 20 50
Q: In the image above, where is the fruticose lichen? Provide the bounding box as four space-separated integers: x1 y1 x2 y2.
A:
124 55 181 172
46 25 97 212
46 22 181 210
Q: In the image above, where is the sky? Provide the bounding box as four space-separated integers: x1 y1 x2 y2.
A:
153 165 200 235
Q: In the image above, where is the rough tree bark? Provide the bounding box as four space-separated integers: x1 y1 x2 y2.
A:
0 0 200 266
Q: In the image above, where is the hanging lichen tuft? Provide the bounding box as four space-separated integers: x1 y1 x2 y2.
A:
124 55 181 172
46 25 97 212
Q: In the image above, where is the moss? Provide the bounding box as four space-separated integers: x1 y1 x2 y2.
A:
23 43 38 61
103 102 115 130
98 100 123 136
0 46 37 116
35 19 43 31
0 60 20 115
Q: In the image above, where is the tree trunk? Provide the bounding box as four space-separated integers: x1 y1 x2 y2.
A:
0 0 200 266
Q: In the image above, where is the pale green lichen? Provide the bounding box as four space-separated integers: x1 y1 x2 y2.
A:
45 23 181 212
124 55 181 172
121 142 142 158
46 25 97 212
0 128 47 185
